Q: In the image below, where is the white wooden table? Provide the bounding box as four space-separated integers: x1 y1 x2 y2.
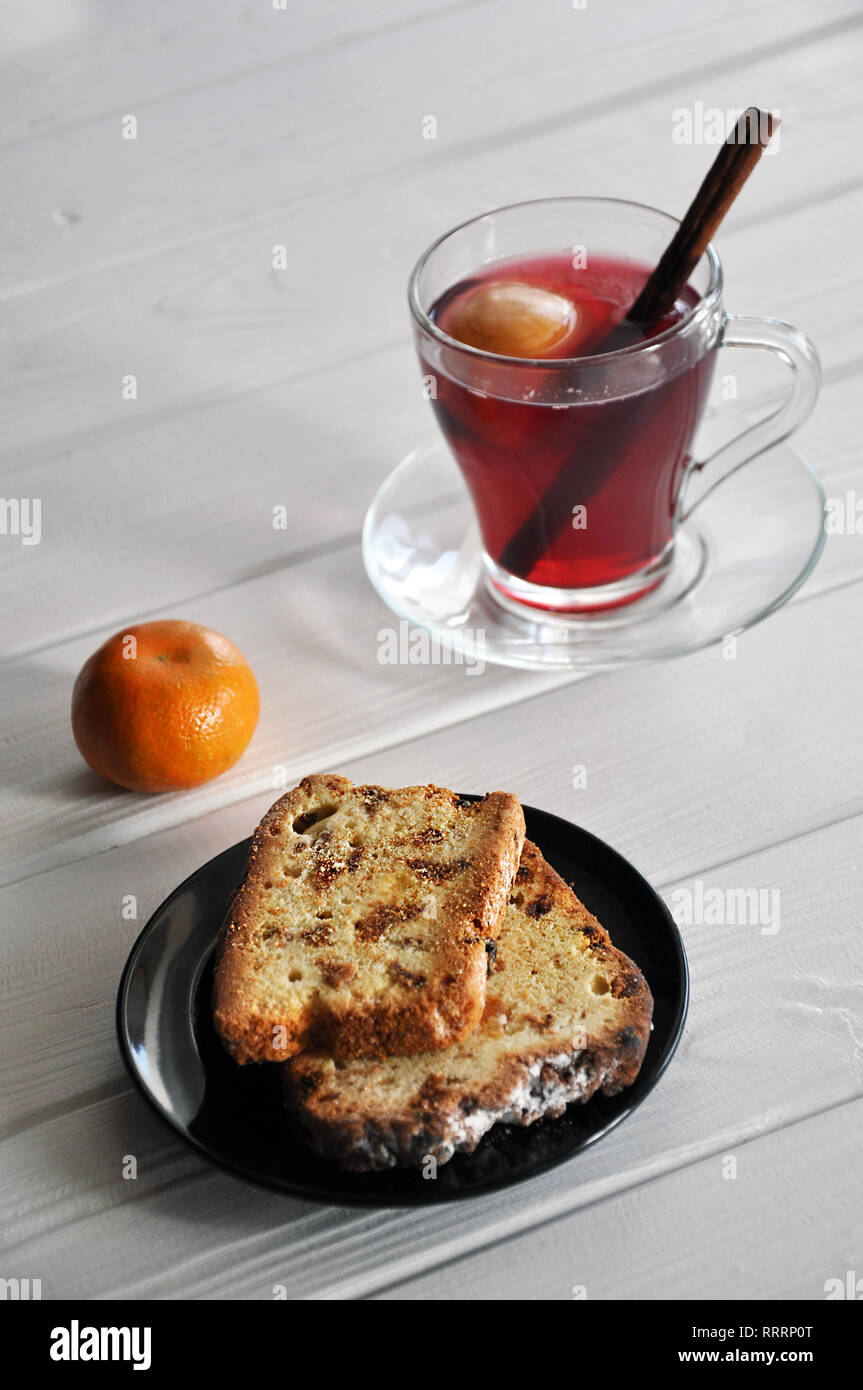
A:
2 0 862 1301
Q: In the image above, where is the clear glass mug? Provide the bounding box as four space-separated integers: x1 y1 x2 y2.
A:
409 197 820 613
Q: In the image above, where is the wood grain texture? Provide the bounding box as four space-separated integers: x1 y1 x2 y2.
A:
2 0 861 1300
0 555 561 884
2 213 859 655
3 23 861 472
3 811 861 1298
0 0 456 139
2 491 862 886
3 573 862 1133
2 0 856 298
372 1097 863 1299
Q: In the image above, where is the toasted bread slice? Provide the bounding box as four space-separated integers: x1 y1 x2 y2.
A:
284 841 653 1169
212 774 525 1063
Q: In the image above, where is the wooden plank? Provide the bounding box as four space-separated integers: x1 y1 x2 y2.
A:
312 576 863 889
3 25 862 466
0 489 860 883
0 0 456 138
372 1097 863 1299
0 545 563 883
2 0 860 1303
2 810 860 1298
2 573 862 1124
3 20 861 661
1 348 857 665
3 1 857 299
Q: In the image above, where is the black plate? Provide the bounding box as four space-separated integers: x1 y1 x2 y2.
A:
117 802 688 1206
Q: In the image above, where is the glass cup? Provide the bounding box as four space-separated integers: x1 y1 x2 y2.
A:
409 197 820 613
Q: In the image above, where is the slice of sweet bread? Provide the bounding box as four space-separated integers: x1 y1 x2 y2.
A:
283 840 653 1169
212 774 525 1063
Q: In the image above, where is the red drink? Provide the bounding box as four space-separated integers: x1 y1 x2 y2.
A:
423 253 716 603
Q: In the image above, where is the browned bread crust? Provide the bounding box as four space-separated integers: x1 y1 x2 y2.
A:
284 841 653 1169
212 774 525 1063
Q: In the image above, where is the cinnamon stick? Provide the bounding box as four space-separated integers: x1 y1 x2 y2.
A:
627 107 778 325
498 107 779 584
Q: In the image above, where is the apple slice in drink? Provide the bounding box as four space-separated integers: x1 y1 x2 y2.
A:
440 280 614 359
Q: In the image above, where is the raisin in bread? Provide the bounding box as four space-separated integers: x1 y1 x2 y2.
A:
212 774 525 1063
284 840 653 1169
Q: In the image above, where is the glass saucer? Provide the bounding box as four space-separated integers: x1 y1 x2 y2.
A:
362 407 826 671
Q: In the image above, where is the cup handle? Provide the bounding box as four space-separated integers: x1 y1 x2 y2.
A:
681 314 821 520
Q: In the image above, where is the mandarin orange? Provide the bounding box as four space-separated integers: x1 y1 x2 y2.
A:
71 620 260 793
